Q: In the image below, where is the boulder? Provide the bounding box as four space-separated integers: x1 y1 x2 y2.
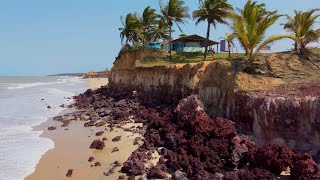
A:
112 136 121 142
147 165 167 179
88 156 94 162
95 131 104 136
84 121 95 127
66 169 73 177
112 147 119 153
89 140 105 150
95 121 106 127
48 126 56 130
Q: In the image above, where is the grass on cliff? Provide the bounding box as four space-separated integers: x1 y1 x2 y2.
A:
311 48 320 57
136 52 245 67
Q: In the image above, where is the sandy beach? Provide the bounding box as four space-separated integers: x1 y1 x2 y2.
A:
25 78 143 180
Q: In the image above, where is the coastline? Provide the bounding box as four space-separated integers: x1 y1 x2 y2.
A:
26 78 116 180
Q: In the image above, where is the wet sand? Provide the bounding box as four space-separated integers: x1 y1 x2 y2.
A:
25 78 143 180
26 116 142 180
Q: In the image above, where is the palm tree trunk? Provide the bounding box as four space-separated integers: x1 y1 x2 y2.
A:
300 43 306 55
169 25 172 59
204 20 211 60
249 49 254 65
294 42 298 52
228 42 231 58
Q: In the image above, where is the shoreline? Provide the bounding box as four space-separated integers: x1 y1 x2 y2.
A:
25 78 112 180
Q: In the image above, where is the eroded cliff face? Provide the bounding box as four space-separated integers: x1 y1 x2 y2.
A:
110 50 320 154
110 63 207 104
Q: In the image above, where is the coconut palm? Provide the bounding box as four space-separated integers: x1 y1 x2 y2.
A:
192 0 233 59
284 9 320 54
230 0 293 64
149 19 171 42
220 32 236 58
140 6 160 46
160 0 190 57
119 13 141 46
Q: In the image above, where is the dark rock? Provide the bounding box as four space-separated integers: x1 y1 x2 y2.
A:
113 161 121 167
89 140 105 150
53 116 63 121
248 144 295 175
118 175 125 179
104 167 116 176
121 149 151 176
128 176 135 180
239 168 277 180
91 162 101 167
112 147 119 153
48 126 56 130
41 98 45 100
147 165 167 179
172 170 188 180
291 154 320 179
95 131 104 136
102 137 108 141
47 105 51 109
112 136 121 142
88 156 94 162
66 169 73 177
61 121 70 127
84 121 95 127
95 121 106 127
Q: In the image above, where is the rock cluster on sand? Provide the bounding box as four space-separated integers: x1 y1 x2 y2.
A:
95 131 104 136
66 169 73 177
89 140 105 150
48 126 56 130
112 147 119 153
88 156 94 162
112 136 121 142
67 85 320 179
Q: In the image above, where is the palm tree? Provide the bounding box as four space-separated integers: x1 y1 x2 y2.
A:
160 0 190 57
220 32 236 58
192 0 233 59
284 9 320 54
230 0 293 64
119 13 141 46
140 6 159 47
149 19 171 42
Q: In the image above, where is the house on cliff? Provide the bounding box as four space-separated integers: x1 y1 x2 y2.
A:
149 34 219 53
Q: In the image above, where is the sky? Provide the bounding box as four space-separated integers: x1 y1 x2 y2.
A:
0 0 319 76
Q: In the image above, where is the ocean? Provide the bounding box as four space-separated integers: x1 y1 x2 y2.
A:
0 76 87 180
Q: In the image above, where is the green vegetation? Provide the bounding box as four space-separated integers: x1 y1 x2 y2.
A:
160 0 190 57
284 9 320 55
136 52 245 67
192 0 233 59
229 1 292 64
119 7 169 48
119 0 320 68
311 48 320 56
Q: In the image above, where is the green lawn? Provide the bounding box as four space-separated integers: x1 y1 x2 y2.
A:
136 52 245 67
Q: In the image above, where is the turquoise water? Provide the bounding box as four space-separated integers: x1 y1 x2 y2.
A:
0 76 86 180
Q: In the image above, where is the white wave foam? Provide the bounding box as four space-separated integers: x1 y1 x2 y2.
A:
7 79 68 90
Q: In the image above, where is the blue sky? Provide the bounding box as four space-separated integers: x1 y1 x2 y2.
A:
0 0 319 76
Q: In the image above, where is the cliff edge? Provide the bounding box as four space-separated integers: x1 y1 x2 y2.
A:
110 49 320 154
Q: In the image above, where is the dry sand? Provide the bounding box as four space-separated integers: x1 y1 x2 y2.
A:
25 78 144 180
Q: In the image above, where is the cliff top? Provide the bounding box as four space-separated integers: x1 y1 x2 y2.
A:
111 49 320 94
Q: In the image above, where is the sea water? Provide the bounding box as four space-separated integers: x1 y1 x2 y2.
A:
0 76 87 180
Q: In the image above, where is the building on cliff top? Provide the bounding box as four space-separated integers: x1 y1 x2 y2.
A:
149 34 219 53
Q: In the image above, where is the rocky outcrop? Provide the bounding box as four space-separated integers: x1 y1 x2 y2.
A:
110 50 320 155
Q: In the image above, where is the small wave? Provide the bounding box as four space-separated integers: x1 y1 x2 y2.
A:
6 79 68 90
